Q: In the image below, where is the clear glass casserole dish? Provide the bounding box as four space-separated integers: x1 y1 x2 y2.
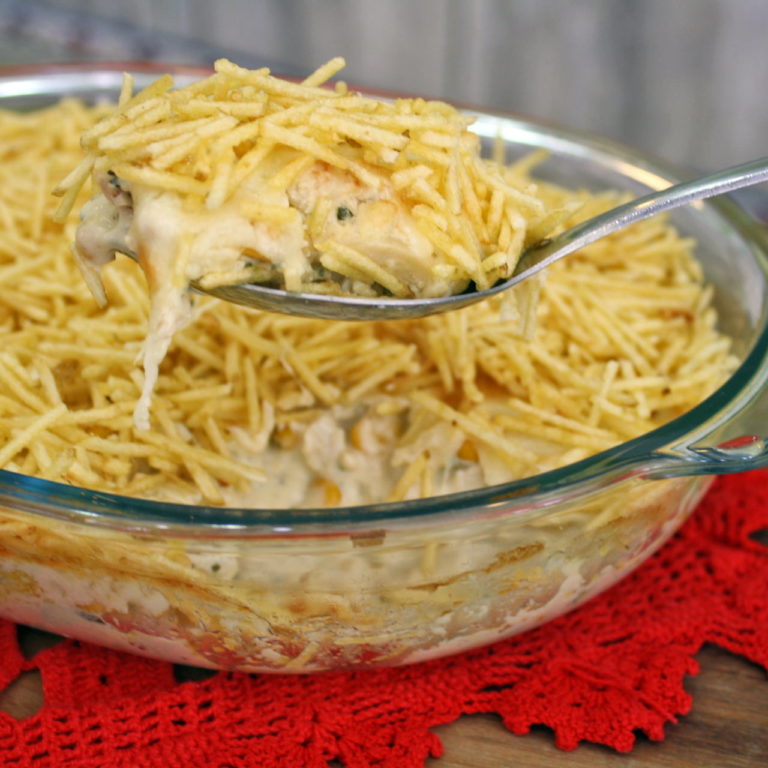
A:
1 63 767 673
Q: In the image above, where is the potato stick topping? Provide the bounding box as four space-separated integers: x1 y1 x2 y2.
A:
52 60 587 429
52 57 544 296
0 88 738 507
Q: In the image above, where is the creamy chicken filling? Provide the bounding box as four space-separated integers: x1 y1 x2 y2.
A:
75 152 472 428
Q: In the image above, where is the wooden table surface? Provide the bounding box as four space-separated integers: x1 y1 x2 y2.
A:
1 628 766 766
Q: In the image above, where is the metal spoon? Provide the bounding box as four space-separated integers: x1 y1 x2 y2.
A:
200 156 768 321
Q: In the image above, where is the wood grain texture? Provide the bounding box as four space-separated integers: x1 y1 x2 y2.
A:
1 631 766 766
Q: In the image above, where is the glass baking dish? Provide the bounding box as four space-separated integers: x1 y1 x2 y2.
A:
1 63 767 673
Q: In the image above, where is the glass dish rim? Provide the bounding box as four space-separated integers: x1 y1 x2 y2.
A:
0 61 767 531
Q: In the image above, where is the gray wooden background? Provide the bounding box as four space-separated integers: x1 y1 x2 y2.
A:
2 0 767 172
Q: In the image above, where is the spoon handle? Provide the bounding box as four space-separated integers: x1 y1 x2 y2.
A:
511 155 768 283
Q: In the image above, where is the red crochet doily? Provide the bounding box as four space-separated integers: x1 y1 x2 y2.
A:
0 471 767 767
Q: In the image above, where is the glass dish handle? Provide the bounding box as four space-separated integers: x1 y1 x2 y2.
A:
650 362 768 478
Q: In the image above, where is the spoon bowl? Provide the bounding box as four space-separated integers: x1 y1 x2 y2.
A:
198 156 768 321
